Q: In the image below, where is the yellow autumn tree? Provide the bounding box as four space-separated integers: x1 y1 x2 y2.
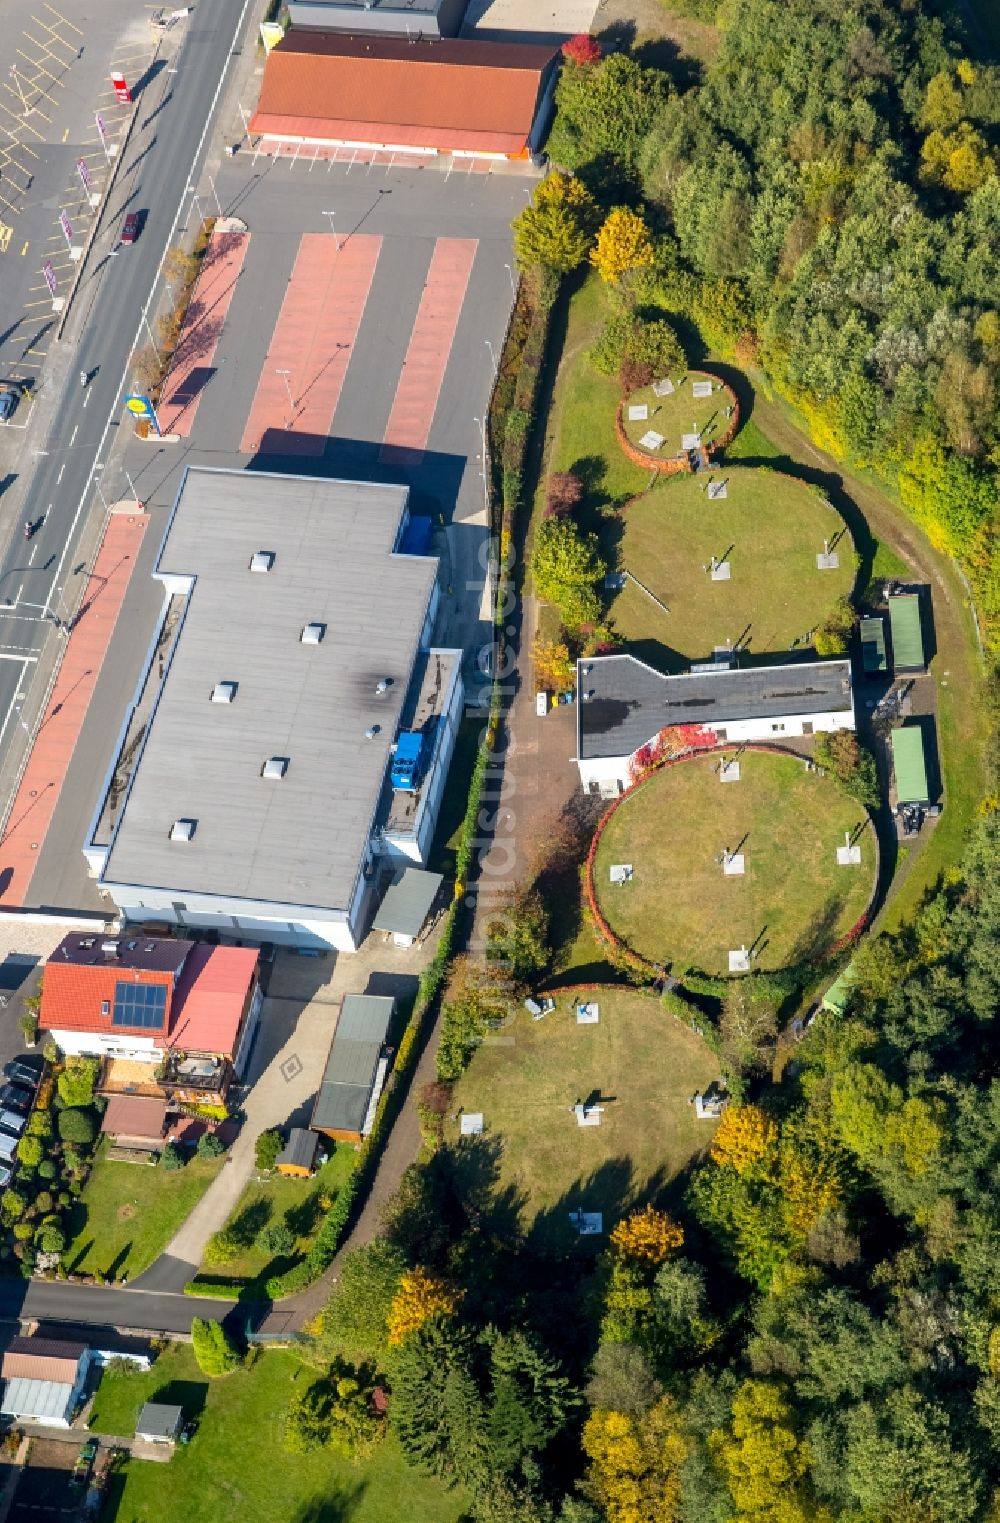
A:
386 1267 461 1347
531 636 575 692
610 1205 684 1265
920 123 998 193
513 171 599 273
710 1104 779 1175
590 207 655 285
582 1395 687 1523
709 1380 812 1523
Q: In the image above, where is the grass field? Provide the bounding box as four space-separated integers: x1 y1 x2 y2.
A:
449 989 720 1248
65 1142 223 1281
198 1149 355 1284
594 750 875 975
620 373 734 460
91 1345 466 1523
606 467 855 670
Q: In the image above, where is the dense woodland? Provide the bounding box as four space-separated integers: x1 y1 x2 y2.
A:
543 0 1000 636
298 6 1000 1521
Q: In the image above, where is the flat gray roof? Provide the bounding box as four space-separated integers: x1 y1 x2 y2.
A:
277 1127 320 1170
137 1402 183 1439
577 655 853 760
372 867 443 938
102 469 438 914
312 993 394 1135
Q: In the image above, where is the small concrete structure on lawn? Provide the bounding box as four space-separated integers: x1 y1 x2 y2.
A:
575 654 856 795
311 994 395 1144
0 1338 90 1428
136 1401 183 1447
276 1127 322 1177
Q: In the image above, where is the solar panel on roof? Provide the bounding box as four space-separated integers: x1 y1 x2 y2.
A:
113 981 167 1030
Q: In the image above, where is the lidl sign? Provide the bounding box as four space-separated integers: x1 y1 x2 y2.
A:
125 393 161 435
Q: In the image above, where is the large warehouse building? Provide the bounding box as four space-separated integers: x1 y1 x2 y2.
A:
85 468 463 952
249 31 558 159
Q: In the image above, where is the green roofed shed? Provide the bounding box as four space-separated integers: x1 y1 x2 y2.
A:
822 959 858 1016
310 994 394 1143
859 615 887 674
891 725 930 806
888 593 925 672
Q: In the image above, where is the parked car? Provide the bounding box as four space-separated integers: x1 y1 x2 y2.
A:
0 384 21 422
5 1059 41 1089
0 1109 26 1137
120 210 141 245
0 1165 11 1189
0 1133 17 1164
0 1083 32 1113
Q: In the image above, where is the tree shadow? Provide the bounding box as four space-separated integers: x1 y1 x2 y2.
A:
106 1242 133 1281
285 1189 322 1240
67 1236 94 1273
230 1196 272 1245
149 1378 209 1423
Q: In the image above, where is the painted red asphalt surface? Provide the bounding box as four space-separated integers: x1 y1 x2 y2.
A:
157 229 250 438
0 512 149 907
380 237 477 466
240 232 381 457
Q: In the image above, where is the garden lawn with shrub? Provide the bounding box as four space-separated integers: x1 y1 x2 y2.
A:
448 989 719 1249
199 1150 356 1285
620 372 733 460
606 467 855 670
594 749 875 976
63 1140 223 1280
89 1343 467 1523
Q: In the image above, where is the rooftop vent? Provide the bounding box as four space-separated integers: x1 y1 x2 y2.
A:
211 681 238 704
261 756 289 780
101 940 119 957
301 622 325 645
375 677 393 695
78 937 96 950
170 818 197 842
250 551 276 574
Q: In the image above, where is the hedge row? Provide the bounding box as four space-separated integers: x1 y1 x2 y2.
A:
182 1276 261 1301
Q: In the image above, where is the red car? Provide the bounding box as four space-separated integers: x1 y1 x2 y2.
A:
120 211 140 245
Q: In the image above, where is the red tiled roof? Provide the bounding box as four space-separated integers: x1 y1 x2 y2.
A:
249 32 557 155
41 962 174 1038
2 1337 86 1384
41 942 258 1056
101 1094 168 1140
168 945 258 1057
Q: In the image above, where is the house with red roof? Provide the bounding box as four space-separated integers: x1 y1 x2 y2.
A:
40 933 262 1110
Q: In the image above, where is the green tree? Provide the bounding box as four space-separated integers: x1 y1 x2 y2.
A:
485 889 551 989
285 1361 384 1458
56 1107 96 1146
190 1316 241 1376
56 1058 98 1109
255 1127 284 1171
160 1140 185 1171
196 1131 225 1158
16 1135 42 1168
585 1342 663 1417
513 173 599 273
258 1222 296 1257
530 518 605 630
547 53 670 186
318 1238 407 1360
1 1188 26 1223
26 1110 53 1139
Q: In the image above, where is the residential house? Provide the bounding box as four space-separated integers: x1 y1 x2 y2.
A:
0 1338 90 1427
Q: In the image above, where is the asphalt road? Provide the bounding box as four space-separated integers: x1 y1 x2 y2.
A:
0 1273 244 1334
0 0 255 810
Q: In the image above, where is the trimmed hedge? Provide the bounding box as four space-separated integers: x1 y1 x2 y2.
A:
182 1277 259 1302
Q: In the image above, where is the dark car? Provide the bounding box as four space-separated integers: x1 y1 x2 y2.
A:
0 1083 32 1113
120 211 140 245
5 1059 41 1089
0 385 20 422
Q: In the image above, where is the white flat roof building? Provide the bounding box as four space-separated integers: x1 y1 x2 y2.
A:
90 468 460 951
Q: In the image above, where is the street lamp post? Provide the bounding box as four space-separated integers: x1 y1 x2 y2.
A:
277 368 294 427
485 337 497 373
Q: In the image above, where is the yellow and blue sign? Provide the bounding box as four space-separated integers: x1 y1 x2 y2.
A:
125 393 160 436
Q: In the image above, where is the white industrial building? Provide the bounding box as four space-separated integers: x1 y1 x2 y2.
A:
575 654 855 795
85 468 463 952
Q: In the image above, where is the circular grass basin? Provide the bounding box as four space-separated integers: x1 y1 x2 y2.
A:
605 466 855 670
620 371 736 463
593 748 875 976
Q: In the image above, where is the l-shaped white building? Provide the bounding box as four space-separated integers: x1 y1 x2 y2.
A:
574 654 855 795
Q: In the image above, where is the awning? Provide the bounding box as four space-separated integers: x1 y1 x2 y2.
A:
372 868 443 940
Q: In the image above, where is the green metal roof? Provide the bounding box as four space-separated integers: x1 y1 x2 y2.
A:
822 959 858 1015
859 615 887 674
888 594 925 671
891 725 930 805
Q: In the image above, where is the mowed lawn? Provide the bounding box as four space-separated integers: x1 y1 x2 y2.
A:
449 989 720 1249
197 1148 356 1284
65 1141 223 1280
621 372 733 460
594 750 875 975
607 468 856 669
90 1345 466 1523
